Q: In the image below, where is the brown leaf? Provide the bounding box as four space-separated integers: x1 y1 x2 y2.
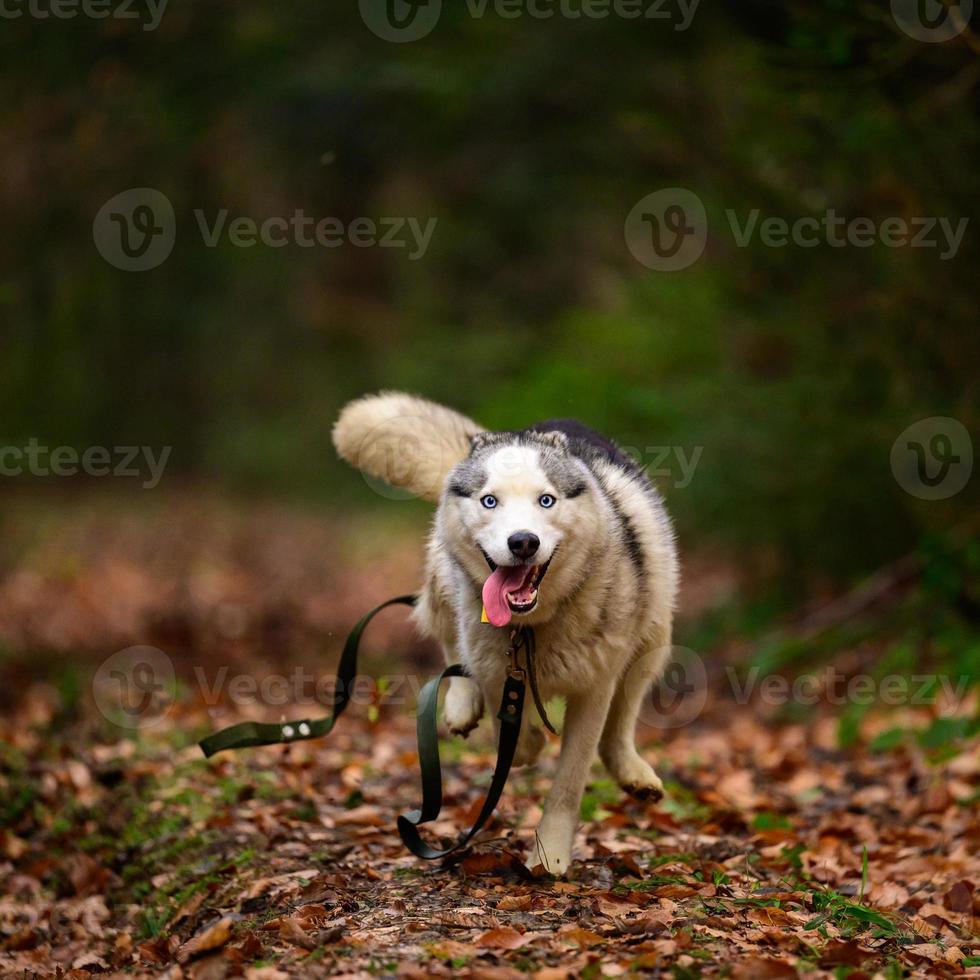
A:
560 928 605 948
66 853 111 897
138 935 178 965
279 917 316 951
475 927 529 950
655 885 697 899
818 940 866 967
459 850 528 877
748 907 800 927
943 880 974 913
177 916 234 963
333 804 386 826
732 958 798 979
319 925 345 945
236 930 265 960
2 927 41 952
170 889 206 927
72 952 109 971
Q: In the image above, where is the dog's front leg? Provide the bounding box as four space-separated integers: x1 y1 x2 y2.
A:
440 641 484 736
530 682 615 875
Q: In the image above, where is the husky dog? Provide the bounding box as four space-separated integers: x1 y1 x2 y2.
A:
333 392 678 874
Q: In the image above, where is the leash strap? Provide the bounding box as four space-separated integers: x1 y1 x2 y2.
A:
198 594 530 862
523 627 557 735
397 662 525 859
199 594 417 758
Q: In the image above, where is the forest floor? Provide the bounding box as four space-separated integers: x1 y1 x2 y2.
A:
0 490 977 979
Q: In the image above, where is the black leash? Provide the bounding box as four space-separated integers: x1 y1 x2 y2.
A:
199 595 417 758
199 595 547 860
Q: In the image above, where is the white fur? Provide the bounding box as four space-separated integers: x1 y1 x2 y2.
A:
333 392 679 875
332 391 484 502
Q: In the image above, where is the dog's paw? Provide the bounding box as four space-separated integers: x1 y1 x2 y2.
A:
513 724 545 768
608 752 664 803
530 834 571 877
444 677 484 736
623 781 664 803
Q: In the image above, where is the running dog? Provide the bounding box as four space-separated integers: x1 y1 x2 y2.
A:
333 392 678 874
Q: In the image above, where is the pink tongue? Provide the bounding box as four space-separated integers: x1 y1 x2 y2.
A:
482 565 530 627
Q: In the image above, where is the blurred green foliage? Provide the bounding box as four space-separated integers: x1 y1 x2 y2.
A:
1 1 977 582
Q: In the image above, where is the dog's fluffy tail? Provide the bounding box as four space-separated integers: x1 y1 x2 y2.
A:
332 391 484 502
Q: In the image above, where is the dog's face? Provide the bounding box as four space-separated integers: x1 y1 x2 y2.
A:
441 432 602 626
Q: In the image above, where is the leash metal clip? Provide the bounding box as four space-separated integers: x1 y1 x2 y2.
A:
505 627 527 681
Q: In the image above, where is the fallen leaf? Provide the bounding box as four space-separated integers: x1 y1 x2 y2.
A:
279 917 317 950
177 917 234 963
818 940 866 967
943 880 974 913
732 957 797 979
560 927 605 948
476 927 529 950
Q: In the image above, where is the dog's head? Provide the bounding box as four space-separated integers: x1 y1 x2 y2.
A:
440 430 602 626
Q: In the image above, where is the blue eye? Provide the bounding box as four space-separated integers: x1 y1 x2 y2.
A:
480 494 497 509
539 494 556 508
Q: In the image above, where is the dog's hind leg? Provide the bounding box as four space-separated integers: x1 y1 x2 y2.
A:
599 632 671 801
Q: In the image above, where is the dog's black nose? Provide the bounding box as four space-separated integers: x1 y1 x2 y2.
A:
507 531 540 560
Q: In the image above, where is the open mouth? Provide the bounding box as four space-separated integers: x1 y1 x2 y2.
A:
479 548 552 627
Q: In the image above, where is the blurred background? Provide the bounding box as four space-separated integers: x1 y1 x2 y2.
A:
0 1 978 745
3 11 979 971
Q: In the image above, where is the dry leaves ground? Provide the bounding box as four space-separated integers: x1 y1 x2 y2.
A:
0 491 977 979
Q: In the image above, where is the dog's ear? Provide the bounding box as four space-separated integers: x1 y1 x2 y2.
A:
532 430 570 452
469 431 499 454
